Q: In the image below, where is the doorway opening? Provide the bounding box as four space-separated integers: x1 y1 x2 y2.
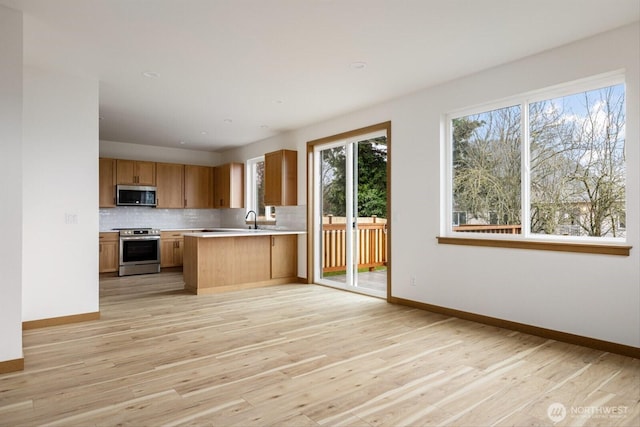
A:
307 122 390 298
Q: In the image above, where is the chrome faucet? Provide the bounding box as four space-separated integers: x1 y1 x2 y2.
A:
245 210 258 229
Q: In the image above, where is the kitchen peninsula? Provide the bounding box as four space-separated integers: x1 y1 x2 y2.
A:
182 229 304 294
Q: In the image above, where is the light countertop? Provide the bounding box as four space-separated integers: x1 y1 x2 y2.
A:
183 228 306 238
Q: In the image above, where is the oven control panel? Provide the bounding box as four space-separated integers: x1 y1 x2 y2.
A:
118 228 161 236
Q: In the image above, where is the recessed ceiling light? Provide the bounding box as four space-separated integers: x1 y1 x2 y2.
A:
350 61 367 70
142 71 160 78
179 140 186 145
223 118 233 123
200 131 208 135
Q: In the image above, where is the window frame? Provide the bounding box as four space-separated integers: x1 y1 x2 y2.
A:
440 72 631 256
245 156 276 223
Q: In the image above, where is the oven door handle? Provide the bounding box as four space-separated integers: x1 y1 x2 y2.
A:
120 235 161 241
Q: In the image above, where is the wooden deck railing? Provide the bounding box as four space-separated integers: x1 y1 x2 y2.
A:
322 216 387 273
453 224 522 234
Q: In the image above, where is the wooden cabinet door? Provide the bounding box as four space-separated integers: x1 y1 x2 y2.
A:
264 151 282 206
228 162 244 209
99 158 116 208
264 150 297 206
184 165 213 208
136 161 156 185
271 234 297 279
99 233 119 273
213 165 229 208
174 239 184 266
213 163 244 209
156 163 184 208
160 231 184 267
116 160 156 185
160 239 182 267
160 239 174 267
116 159 136 184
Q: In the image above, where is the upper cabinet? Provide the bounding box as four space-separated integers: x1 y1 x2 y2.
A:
214 162 244 209
156 162 185 208
116 159 156 185
99 158 117 208
264 149 297 206
184 165 213 209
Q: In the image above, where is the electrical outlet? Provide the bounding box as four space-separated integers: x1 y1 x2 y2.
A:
410 275 416 286
64 213 78 224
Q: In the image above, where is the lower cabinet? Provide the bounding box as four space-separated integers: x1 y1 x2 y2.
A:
160 231 184 268
99 232 119 273
271 234 297 279
183 233 299 294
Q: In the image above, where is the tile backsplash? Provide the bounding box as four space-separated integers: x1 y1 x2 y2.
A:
219 205 307 230
99 205 307 231
99 207 221 231
272 205 306 230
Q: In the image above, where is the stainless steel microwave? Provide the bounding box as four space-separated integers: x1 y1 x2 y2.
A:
116 185 157 207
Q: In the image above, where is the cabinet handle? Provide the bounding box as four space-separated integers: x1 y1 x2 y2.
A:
272 236 275 246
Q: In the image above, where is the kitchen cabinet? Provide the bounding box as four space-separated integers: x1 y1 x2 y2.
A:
99 232 119 273
213 162 244 208
270 234 297 279
184 165 214 209
183 231 300 294
160 231 184 267
99 158 117 208
264 149 297 206
156 162 185 208
116 159 156 185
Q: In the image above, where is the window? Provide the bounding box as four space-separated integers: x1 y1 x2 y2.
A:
246 156 275 221
446 74 626 245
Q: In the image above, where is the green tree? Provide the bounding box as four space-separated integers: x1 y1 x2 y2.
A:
322 138 387 218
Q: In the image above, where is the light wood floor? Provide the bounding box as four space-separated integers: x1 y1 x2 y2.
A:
1 272 638 426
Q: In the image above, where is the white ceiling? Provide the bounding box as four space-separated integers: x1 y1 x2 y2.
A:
2 0 639 152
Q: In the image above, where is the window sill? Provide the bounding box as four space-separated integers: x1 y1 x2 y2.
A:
436 236 631 256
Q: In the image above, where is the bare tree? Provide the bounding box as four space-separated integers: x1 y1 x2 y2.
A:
453 105 521 225
568 86 626 236
530 84 625 237
454 83 625 237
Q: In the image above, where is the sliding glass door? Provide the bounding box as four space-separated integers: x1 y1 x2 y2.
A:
313 130 388 297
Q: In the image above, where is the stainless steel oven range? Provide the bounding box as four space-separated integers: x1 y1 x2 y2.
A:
116 228 161 276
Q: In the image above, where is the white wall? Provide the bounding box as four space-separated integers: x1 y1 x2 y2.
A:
22 66 100 321
100 139 221 166
0 5 23 363
222 23 640 347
